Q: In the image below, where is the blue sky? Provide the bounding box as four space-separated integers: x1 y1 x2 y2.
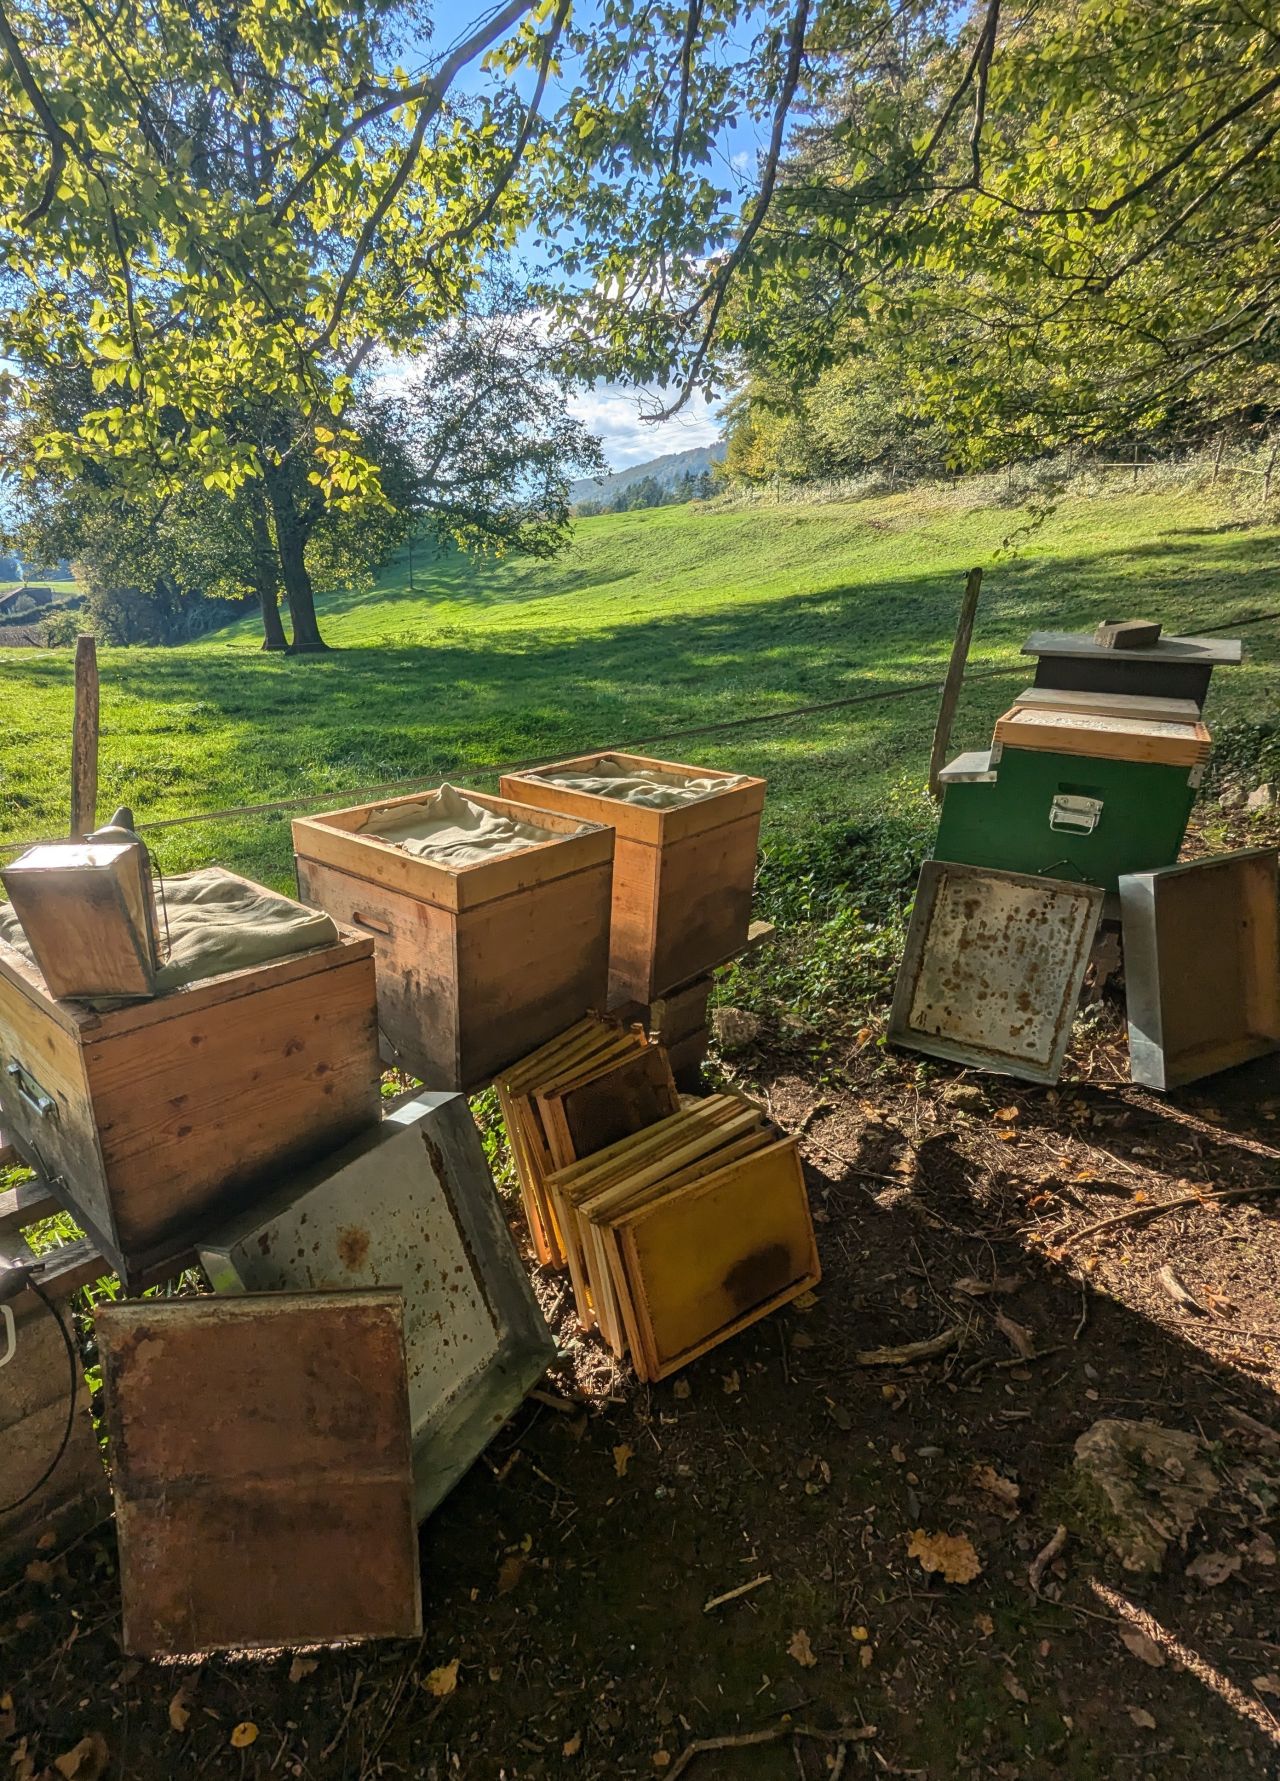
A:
423 0 766 468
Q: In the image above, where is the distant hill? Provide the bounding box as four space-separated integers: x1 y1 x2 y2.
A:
570 440 725 505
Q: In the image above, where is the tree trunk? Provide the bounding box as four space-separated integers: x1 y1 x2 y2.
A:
265 473 329 653
249 490 288 650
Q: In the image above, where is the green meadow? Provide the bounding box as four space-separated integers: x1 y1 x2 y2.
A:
2 481 1277 889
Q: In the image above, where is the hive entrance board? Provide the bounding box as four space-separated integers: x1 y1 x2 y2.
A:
889 862 1103 1083
199 1094 555 1520
97 1290 421 1656
1120 849 1280 1089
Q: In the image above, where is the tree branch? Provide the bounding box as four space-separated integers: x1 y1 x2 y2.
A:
662 0 811 416
423 0 568 264
275 0 535 222
0 0 68 225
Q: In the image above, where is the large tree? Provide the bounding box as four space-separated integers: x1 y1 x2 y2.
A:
716 1 1280 471
0 0 956 636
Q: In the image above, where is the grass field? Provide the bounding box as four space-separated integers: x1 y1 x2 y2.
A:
2 480 1277 889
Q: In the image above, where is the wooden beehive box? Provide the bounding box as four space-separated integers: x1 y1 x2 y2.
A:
0 877 381 1286
500 753 766 1003
292 790 614 1090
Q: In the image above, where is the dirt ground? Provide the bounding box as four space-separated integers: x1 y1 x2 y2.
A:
6 829 1280 1779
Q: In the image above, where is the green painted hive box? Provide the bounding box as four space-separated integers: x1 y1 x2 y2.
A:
933 745 1198 892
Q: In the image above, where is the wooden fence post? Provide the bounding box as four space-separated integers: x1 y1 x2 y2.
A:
70 633 99 838
928 566 984 801
1211 433 1226 487
1264 438 1279 505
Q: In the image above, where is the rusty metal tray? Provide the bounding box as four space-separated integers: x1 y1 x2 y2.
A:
97 1289 421 1656
889 861 1103 1083
1120 848 1280 1089
200 1093 555 1520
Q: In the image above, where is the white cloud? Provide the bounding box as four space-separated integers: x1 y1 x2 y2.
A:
567 382 723 471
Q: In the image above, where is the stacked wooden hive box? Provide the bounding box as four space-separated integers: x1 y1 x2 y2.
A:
0 749 793 1643
933 627 1233 894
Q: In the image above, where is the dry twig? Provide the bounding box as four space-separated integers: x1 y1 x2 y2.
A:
855 1325 962 1367
1056 1182 1280 1251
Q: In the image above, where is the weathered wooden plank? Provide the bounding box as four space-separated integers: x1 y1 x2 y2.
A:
0 1175 61 1241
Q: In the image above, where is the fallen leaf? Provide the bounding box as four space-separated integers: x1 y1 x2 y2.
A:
288 1656 318 1684
9 1736 33 1781
1186 1550 1242 1588
423 1660 460 1698
24 1560 54 1587
672 1378 691 1400
1253 1674 1280 1696
1247 1532 1277 1566
563 1732 582 1757
722 1369 740 1396
1002 1671 1029 1704
788 1628 817 1668
53 1734 108 1781
952 1274 1024 1298
993 1106 1020 1123
994 1310 1035 1359
653 1752 671 1770
35 1531 56 1551
849 1625 870 1642
1128 1707 1157 1730
970 1464 1021 1516
168 1689 191 1733
793 1290 818 1311
858 1643 873 1669
0 1693 13 1737
1120 1628 1165 1669
906 1529 982 1585
229 1724 258 1750
497 1554 527 1595
973 1613 995 1637
613 1443 634 1478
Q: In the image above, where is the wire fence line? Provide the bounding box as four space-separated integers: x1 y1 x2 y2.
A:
0 662 1031 856
2 606 1275 859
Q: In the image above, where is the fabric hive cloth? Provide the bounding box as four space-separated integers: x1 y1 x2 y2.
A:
531 757 741 810
0 866 339 999
359 783 565 867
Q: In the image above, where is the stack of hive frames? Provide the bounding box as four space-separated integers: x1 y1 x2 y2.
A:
496 1017 679 1268
545 1097 820 1380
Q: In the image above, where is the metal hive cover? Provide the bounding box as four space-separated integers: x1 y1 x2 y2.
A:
890 862 1103 1083
200 1093 555 1519
97 1289 421 1656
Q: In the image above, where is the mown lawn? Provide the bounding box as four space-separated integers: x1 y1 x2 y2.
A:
2 482 1277 888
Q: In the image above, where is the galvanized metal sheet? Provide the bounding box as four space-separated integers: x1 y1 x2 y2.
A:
200 1093 554 1520
890 862 1103 1083
98 1290 421 1656
1120 848 1280 1090
937 750 997 786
